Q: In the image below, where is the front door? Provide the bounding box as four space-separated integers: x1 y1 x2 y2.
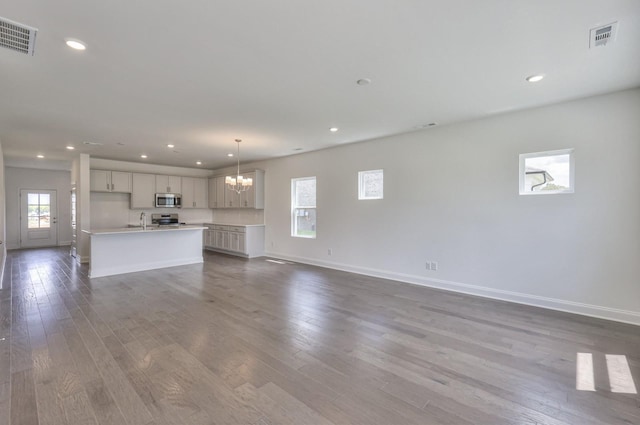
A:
20 189 58 248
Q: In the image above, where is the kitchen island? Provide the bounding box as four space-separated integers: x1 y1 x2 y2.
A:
83 225 206 278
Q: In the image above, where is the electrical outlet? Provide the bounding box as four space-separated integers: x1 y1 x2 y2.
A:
430 261 438 271
328 249 332 256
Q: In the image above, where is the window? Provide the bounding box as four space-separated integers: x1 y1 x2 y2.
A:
27 193 51 229
358 169 383 200
519 149 574 195
292 177 316 238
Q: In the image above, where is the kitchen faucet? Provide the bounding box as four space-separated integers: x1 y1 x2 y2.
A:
140 212 147 230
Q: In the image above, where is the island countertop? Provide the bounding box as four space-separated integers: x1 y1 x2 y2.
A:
83 225 206 236
202 223 265 227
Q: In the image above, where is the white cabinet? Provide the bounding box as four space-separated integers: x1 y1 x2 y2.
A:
211 170 264 209
131 173 156 209
225 188 241 209
203 224 264 258
155 175 181 193
182 177 208 209
90 170 132 193
90 170 110 192
208 176 227 208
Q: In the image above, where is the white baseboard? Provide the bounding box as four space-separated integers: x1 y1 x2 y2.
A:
264 251 640 327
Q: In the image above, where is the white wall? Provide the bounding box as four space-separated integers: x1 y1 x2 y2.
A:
77 154 91 263
251 89 640 325
0 139 6 286
91 158 213 177
4 167 72 250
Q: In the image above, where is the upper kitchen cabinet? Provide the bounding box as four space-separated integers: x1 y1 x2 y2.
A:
212 170 264 209
182 177 208 209
131 173 156 209
240 170 264 209
90 170 132 193
155 175 181 193
208 176 223 208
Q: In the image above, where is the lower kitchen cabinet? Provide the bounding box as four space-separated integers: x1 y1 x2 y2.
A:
203 224 264 258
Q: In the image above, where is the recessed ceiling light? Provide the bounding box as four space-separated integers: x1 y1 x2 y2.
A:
196 161 202 165
329 127 339 132
526 74 544 83
167 144 175 148
65 39 87 51
227 153 234 157
37 154 44 158
140 154 147 159
66 146 75 150
357 78 372 85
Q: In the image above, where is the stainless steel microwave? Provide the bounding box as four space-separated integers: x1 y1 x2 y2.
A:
155 193 181 208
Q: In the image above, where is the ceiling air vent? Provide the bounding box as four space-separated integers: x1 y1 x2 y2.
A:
0 17 37 55
590 22 618 48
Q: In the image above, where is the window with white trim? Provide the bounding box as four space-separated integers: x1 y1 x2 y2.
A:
358 169 383 200
519 149 574 195
291 177 316 238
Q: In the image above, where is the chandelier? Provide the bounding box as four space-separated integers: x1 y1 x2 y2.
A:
225 139 253 193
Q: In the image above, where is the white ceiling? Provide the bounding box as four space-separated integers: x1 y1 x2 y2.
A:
1 0 639 170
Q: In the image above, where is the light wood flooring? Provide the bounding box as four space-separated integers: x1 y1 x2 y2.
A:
1 247 639 424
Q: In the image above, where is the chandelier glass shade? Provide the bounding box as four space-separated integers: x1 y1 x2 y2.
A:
226 139 253 193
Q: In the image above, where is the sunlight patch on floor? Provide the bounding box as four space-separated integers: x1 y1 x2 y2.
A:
576 352 595 391
576 352 637 394
606 354 637 394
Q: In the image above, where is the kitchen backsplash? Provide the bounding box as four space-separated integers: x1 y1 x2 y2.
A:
90 192 263 228
90 192 214 228
211 209 264 225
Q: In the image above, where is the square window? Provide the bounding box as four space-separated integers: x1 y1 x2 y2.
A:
519 149 574 195
358 169 383 200
291 177 316 238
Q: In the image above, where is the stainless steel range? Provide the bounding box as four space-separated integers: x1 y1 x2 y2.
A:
151 213 180 226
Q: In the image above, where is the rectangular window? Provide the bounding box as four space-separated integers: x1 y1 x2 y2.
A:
358 169 383 200
292 177 316 238
27 192 51 229
519 149 574 195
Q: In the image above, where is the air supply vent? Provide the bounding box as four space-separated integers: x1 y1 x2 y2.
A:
0 17 37 55
590 22 618 48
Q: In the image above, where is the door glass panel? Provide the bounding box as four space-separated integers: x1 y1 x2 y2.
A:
27 192 52 229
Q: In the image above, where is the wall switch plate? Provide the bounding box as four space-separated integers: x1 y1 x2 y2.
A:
430 261 438 271
426 262 431 270
328 249 332 256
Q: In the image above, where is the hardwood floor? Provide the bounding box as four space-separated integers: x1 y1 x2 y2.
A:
1 247 639 424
